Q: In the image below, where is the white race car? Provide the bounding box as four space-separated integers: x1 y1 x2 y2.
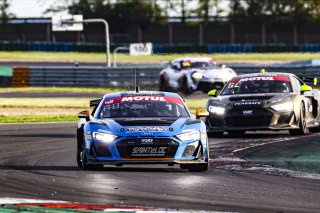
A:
159 57 237 94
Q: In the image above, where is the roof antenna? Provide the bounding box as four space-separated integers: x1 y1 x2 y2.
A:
134 68 137 89
134 68 140 93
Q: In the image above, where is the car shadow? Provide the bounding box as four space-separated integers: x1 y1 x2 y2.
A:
0 165 189 173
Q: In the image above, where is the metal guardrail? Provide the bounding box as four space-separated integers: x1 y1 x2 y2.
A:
29 67 161 87
23 65 320 87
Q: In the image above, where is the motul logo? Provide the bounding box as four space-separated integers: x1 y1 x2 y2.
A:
121 96 166 102
240 77 274 81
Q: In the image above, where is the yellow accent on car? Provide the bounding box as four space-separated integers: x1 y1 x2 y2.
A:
300 85 312 92
208 89 217 96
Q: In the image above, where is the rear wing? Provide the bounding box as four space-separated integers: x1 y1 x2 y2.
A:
90 99 102 107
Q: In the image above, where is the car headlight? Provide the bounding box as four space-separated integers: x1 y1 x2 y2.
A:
92 132 117 143
208 106 225 115
271 102 294 112
176 131 200 141
192 72 202 81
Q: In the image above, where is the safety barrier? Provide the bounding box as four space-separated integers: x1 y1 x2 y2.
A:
14 65 317 88
3 41 320 53
1 61 319 88
29 67 160 87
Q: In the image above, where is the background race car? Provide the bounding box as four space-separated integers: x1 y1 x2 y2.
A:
159 57 237 94
77 91 209 172
205 72 320 137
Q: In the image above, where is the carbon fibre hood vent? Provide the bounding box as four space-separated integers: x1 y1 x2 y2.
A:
113 118 177 126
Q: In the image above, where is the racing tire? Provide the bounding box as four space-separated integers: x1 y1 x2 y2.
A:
77 127 84 168
159 76 171 92
187 163 208 172
289 103 308 136
187 147 209 172
179 76 194 95
80 140 103 171
228 130 246 137
207 132 223 138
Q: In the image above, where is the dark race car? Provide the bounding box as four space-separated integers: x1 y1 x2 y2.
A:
205 72 320 137
77 91 209 172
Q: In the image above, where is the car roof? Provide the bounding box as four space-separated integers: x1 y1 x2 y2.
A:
102 91 183 99
172 57 214 63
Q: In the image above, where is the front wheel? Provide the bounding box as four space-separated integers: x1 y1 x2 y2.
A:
186 148 209 172
159 75 171 92
80 140 103 170
179 76 194 95
289 103 308 136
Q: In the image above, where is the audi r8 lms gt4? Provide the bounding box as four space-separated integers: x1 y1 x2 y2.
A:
77 91 209 172
205 72 320 137
159 57 237 94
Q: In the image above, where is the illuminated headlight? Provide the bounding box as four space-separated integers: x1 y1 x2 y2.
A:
271 102 294 112
192 72 203 81
92 132 117 143
208 106 225 115
176 131 200 142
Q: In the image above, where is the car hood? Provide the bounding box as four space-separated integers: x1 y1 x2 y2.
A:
208 93 296 107
89 117 201 137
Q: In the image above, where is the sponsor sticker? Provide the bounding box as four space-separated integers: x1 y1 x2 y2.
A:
234 101 262 106
104 96 183 106
127 127 168 132
229 76 290 83
243 110 253 115
131 147 167 157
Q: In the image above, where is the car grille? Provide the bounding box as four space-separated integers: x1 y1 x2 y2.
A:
225 109 273 127
92 142 112 157
116 138 179 158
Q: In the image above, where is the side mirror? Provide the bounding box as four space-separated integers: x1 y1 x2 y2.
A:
314 78 318 86
78 110 90 121
300 85 312 93
196 108 209 118
208 89 217 97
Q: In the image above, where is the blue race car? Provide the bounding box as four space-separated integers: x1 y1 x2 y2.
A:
77 91 209 172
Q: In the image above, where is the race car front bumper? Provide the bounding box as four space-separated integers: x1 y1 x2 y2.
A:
86 137 208 165
206 108 298 132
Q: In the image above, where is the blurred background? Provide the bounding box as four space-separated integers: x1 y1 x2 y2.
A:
2 0 320 53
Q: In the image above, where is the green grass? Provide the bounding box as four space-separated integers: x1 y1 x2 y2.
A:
0 98 89 108
0 86 126 93
2 51 320 63
0 115 77 123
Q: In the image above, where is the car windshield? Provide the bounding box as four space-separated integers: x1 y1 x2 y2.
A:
177 61 218 69
99 96 189 118
221 75 293 95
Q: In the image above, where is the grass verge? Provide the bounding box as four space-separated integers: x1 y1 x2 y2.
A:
2 51 320 63
0 115 78 123
0 87 126 94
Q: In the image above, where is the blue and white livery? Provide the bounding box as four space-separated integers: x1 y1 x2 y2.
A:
77 91 209 172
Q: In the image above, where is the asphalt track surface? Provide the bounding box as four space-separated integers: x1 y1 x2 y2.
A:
1 123 320 212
